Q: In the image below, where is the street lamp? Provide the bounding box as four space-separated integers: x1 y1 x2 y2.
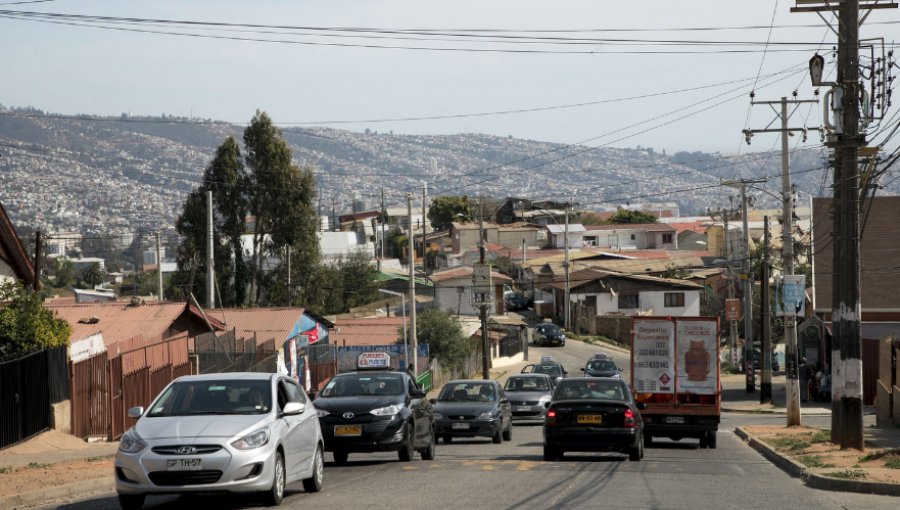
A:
378 288 408 370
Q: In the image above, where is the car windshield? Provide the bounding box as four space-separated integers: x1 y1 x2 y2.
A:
532 364 563 378
586 360 617 372
438 382 497 402
539 324 561 335
504 377 550 392
554 380 628 401
146 379 272 417
319 374 405 397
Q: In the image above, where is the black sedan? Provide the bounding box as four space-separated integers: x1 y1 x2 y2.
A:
534 323 566 347
543 377 645 462
580 358 624 379
314 370 435 464
431 380 512 444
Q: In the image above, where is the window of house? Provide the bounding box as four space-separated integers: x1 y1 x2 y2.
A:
618 293 639 309
664 292 685 307
662 233 673 244
630 234 636 240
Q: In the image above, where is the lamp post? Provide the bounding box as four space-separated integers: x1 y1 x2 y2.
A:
378 288 408 371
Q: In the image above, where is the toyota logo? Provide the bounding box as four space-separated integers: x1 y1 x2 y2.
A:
342 411 355 419
175 446 197 455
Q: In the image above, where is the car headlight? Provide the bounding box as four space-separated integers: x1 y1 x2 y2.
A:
316 409 330 418
119 430 146 454
231 427 270 450
538 395 551 405
433 412 444 420
370 404 404 417
560 335 566 340
478 411 499 420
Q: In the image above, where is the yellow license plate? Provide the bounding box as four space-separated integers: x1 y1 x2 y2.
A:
334 425 362 436
577 414 602 424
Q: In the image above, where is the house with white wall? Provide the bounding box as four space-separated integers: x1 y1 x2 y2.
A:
582 223 677 251
545 224 585 249
431 265 513 317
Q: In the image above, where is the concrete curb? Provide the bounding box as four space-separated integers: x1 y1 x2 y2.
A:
734 426 900 497
0 477 114 509
723 407 832 416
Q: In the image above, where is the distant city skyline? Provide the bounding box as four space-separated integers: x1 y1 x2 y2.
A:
3 1 897 156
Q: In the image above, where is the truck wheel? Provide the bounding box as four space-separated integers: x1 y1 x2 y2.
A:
699 433 709 449
707 431 717 449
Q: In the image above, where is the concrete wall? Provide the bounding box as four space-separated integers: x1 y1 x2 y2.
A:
51 400 71 435
592 316 633 345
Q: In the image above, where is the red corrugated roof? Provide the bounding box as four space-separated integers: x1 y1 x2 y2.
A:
208 307 306 345
331 317 408 346
47 301 199 349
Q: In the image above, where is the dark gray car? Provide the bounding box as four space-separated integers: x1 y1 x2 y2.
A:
432 380 512 444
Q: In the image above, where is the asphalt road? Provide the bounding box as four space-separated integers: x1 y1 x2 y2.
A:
40 341 898 510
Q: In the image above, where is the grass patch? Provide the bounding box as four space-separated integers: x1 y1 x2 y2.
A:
0 465 13 474
884 457 900 469
768 437 812 452
809 429 832 444
26 462 51 469
797 455 836 468
824 469 867 480
86 456 110 462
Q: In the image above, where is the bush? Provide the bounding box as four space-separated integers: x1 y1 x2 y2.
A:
0 282 71 359
410 308 473 371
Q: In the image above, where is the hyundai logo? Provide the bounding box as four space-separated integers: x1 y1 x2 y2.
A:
342 411 355 419
175 446 197 455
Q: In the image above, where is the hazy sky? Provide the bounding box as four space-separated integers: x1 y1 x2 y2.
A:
1 0 898 154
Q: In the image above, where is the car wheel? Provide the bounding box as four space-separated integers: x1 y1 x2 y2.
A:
629 434 644 461
707 431 717 449
492 426 503 444
398 424 415 462
442 435 452 444
502 420 512 441
421 426 436 460
264 450 285 506
644 433 653 447
332 450 348 465
302 445 324 493
543 445 561 461
117 494 145 510
699 433 709 449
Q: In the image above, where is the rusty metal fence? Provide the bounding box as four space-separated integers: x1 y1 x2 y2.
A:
307 343 338 392
193 330 277 374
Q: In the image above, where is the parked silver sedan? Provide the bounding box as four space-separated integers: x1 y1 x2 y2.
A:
503 374 554 423
114 373 323 509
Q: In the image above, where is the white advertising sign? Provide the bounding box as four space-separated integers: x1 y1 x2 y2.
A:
69 333 106 363
675 319 718 395
632 319 675 394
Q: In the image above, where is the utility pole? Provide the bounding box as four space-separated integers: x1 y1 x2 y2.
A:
33 229 42 291
761 216 772 404
156 230 164 301
711 205 739 367
422 182 428 276
287 245 292 305
407 193 418 376
478 196 490 379
742 96 818 424
722 178 766 392
206 190 215 309
378 187 385 271
563 203 571 332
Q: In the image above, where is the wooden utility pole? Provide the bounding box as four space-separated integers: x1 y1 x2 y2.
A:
407 193 417 376
156 230 164 302
563 203 571 332
422 182 428 276
761 216 772 404
742 96 818 425
206 190 215 309
33 229 42 291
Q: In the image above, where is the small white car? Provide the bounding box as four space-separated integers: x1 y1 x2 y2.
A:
114 372 323 509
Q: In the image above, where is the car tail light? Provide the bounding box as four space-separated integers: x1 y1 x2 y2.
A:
624 409 636 428
545 408 557 426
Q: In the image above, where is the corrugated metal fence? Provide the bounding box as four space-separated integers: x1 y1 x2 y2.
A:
194 330 277 374
0 346 69 450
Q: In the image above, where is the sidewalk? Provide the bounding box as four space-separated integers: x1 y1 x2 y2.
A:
721 371 835 415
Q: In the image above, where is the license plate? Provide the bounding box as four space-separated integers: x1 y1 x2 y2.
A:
451 422 470 430
334 424 362 436
515 406 531 412
577 414 602 424
167 458 202 471
664 416 685 424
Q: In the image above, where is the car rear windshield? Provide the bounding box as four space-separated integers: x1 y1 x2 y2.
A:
533 364 562 377
554 380 628 401
319 374 405 397
504 377 550 391
147 379 272 416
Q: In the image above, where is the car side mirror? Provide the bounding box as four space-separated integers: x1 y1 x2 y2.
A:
619 367 624 371
282 402 306 416
410 388 427 399
555 376 563 384
580 368 586 372
428 398 437 405
562 370 568 375
637 402 648 410
544 401 551 409
500 398 509 404
127 406 144 419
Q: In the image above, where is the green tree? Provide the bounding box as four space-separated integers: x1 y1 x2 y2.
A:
79 262 106 288
80 237 124 272
428 196 473 231
0 282 71 359
605 207 658 224
412 308 474 371
52 258 75 288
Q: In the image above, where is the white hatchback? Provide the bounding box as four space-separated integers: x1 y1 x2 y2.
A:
114 372 323 509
